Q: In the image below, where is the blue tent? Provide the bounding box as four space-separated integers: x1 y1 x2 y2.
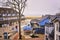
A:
23 25 32 31
39 18 50 26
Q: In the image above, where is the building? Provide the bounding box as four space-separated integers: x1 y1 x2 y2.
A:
0 7 25 39
52 17 60 40
45 22 54 40
0 0 25 39
38 15 55 40
44 13 60 40
0 7 19 39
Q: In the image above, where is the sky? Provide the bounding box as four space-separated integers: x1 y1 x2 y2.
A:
24 0 60 16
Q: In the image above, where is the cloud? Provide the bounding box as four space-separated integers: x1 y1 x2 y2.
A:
24 0 60 16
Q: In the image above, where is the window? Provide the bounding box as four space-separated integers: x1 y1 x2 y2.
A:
9 22 12 26
17 14 19 16
50 23 54 27
59 26 60 32
59 22 60 32
56 23 59 31
10 11 13 13
0 18 3 20
2 24 9 27
0 14 2 17
8 14 11 16
59 36 60 40
3 14 7 16
12 14 16 16
56 35 60 40
0 24 2 27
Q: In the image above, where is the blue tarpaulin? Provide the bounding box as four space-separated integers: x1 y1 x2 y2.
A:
39 18 50 26
34 28 45 34
23 25 32 30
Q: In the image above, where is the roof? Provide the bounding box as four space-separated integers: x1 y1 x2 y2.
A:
0 6 12 9
56 18 60 21
38 15 56 26
39 18 50 26
38 15 51 26
51 13 60 22
52 17 60 22
49 15 56 21
37 13 60 23
39 15 54 22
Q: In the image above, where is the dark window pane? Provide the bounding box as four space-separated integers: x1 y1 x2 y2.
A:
59 23 60 32
0 24 2 27
59 27 60 32
59 36 60 40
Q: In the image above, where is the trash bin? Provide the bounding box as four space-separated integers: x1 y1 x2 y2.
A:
3 32 8 39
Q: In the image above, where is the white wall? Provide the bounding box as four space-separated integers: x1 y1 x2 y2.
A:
54 22 59 40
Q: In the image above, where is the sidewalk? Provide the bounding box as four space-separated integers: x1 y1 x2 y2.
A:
12 33 19 40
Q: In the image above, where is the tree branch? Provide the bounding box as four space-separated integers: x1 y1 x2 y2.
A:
7 0 18 6
21 6 25 14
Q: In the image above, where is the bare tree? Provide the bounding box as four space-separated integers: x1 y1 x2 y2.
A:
6 0 27 39
6 0 27 14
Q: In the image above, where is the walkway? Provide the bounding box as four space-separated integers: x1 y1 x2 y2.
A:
13 33 19 40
